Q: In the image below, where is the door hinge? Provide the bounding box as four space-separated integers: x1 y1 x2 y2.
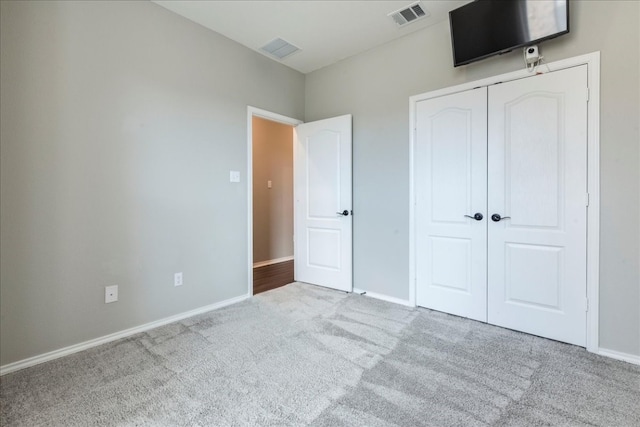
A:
586 87 590 102
585 297 589 312
585 193 590 207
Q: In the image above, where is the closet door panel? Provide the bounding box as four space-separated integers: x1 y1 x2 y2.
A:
487 66 588 346
415 88 488 321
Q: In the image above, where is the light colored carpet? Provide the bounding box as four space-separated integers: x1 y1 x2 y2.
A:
1 282 639 426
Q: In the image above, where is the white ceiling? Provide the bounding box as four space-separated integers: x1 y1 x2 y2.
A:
152 0 472 74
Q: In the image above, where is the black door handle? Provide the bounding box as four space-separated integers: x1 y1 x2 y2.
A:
491 214 511 222
464 213 483 221
336 210 349 216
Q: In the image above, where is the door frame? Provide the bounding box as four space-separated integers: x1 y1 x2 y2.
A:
408 52 601 353
247 106 303 296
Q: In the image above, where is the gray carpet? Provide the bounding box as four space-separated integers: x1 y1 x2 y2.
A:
1 282 639 426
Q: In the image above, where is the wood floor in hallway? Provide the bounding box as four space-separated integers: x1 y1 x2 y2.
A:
253 260 294 295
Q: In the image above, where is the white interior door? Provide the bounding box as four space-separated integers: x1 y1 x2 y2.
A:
414 66 588 346
487 66 588 346
294 115 352 292
415 88 488 321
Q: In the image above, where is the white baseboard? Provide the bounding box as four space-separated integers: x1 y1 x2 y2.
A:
353 288 414 307
597 347 640 365
0 293 250 376
253 256 294 268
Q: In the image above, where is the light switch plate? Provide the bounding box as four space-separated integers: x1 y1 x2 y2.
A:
229 171 240 182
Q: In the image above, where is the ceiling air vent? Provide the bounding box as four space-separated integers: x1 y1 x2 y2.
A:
388 1 430 27
259 38 301 60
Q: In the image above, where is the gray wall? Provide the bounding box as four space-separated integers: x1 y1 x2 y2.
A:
306 0 640 356
252 117 294 264
0 1 304 365
1 0 638 367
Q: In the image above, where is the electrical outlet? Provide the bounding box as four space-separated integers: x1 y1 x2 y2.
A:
174 272 183 287
105 285 118 303
229 171 240 183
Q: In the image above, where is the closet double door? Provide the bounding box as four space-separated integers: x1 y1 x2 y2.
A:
415 66 588 346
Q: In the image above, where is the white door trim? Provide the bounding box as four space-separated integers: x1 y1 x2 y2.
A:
247 107 303 296
409 52 600 353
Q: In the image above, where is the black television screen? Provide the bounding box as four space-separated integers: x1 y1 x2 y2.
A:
449 0 569 67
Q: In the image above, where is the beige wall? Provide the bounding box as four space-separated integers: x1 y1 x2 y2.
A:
252 118 294 264
0 1 305 365
306 0 640 357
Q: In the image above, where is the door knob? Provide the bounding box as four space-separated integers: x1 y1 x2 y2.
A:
491 214 511 222
336 210 349 216
464 213 483 221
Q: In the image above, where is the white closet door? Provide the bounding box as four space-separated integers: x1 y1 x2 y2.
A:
415 88 488 321
487 66 588 346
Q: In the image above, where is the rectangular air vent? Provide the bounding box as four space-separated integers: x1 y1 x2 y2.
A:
388 1 429 27
259 38 301 60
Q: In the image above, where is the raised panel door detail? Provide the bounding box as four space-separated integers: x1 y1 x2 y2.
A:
505 94 564 229
505 243 562 311
430 109 471 223
307 131 340 219
307 228 341 270
429 237 471 293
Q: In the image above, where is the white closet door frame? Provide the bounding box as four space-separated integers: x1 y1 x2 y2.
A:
409 52 600 353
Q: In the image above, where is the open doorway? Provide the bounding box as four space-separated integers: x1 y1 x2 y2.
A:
252 116 295 294
247 107 302 296
247 107 353 296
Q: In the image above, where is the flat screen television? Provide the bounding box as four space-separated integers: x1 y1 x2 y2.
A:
449 0 569 67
